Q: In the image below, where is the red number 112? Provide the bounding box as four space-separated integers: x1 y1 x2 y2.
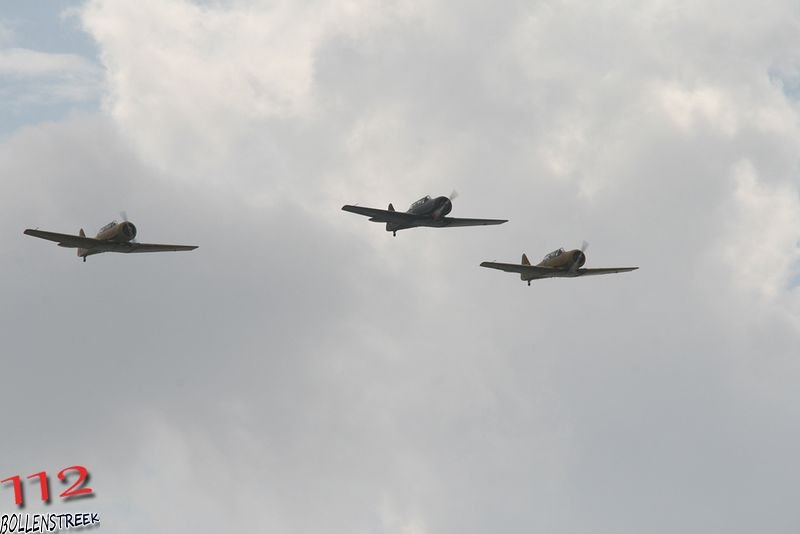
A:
1 466 93 507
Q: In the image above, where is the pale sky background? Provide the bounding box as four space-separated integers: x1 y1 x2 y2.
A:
1 1 800 532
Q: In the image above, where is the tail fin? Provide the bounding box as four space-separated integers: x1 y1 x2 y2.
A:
77 229 87 260
521 253 530 266
388 203 395 212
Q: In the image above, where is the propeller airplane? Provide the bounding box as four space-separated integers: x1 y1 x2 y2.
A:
480 242 637 285
24 214 198 262
342 191 508 236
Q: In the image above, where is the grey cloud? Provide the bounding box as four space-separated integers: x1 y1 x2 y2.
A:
1 0 800 533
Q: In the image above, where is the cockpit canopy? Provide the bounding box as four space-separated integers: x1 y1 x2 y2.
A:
100 221 117 232
409 195 431 210
543 248 565 261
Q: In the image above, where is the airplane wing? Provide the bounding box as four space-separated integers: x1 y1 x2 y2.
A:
479 262 557 276
24 229 101 248
86 241 197 253
429 217 507 228
481 262 638 281
341 205 421 224
577 267 638 276
25 229 197 254
121 242 198 253
342 206 508 228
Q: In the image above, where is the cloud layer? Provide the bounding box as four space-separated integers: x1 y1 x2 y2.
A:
1 0 799 532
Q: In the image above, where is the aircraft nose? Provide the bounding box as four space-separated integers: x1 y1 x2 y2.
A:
123 222 137 239
440 198 452 216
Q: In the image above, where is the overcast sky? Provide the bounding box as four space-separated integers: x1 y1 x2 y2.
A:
2 0 800 532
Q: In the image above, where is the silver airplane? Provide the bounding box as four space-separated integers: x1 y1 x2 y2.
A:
342 192 508 236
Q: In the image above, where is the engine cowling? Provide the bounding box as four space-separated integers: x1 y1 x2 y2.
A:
121 221 137 240
573 250 586 268
433 197 453 219
97 221 137 242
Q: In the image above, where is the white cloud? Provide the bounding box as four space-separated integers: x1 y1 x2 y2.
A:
80 0 428 178
0 47 97 76
651 81 739 136
721 159 800 302
0 47 102 104
2 0 800 533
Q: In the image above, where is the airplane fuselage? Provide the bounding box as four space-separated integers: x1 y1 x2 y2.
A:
406 196 452 217
95 221 137 242
520 248 586 281
386 195 452 233
78 221 137 259
537 248 585 269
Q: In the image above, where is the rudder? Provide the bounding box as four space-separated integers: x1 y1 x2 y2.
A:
78 228 87 260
